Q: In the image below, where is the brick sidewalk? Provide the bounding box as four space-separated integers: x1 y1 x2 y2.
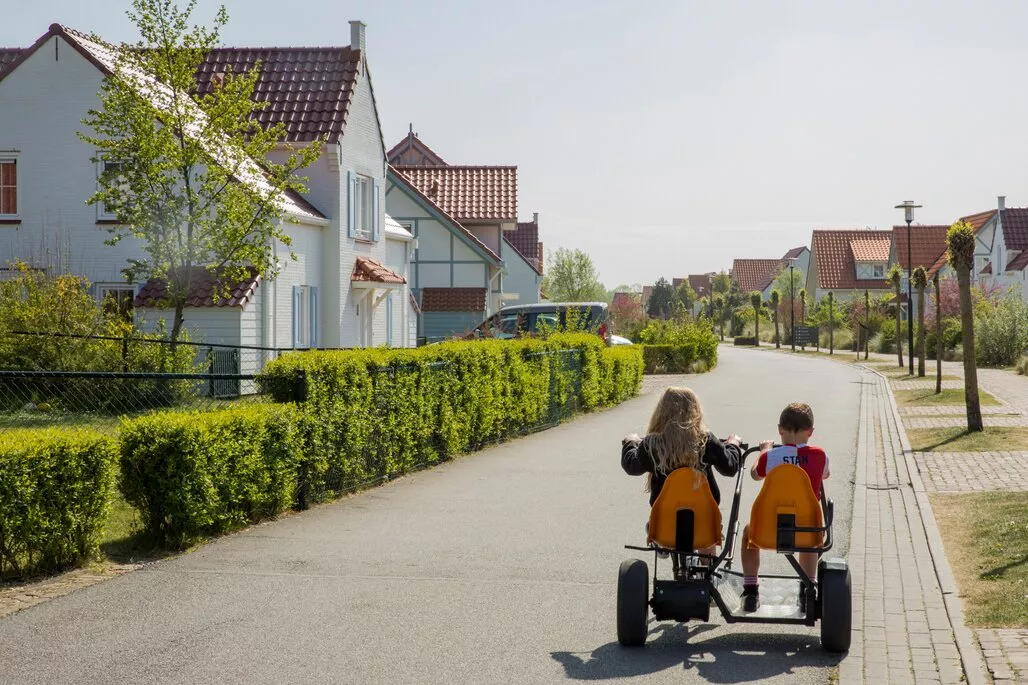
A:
915 451 1028 493
899 406 1022 417
977 630 1028 683
839 371 975 685
903 416 1028 429
891 380 967 391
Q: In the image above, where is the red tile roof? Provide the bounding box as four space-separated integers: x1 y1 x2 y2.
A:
387 166 501 264
0 49 22 71
849 237 891 262
892 225 950 272
1005 251 1028 272
420 287 487 313
394 166 517 223
731 259 782 294
351 257 405 284
782 246 807 260
811 230 892 291
1000 208 1028 252
194 47 361 144
134 267 260 309
611 292 638 308
961 209 996 232
386 131 448 166
504 220 542 274
688 274 712 297
981 262 993 275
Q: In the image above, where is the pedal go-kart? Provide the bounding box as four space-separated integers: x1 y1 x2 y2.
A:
617 444 851 653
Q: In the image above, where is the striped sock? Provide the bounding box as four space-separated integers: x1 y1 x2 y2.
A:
743 576 759 588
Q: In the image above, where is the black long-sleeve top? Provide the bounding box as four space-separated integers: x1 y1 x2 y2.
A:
621 432 741 505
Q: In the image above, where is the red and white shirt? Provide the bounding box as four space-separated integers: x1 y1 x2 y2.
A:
755 443 829 498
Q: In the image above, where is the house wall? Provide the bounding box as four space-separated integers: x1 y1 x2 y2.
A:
503 247 541 305
422 312 481 341
0 35 146 281
385 235 409 348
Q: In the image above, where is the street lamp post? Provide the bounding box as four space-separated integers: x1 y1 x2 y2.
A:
788 259 797 352
895 201 922 376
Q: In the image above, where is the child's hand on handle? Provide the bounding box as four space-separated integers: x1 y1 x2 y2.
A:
751 440 773 480
758 439 774 452
623 433 641 445
724 433 742 447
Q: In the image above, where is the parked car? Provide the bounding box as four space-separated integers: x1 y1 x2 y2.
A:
470 302 612 344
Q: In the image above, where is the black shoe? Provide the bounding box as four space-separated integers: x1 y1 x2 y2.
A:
741 586 760 612
798 583 807 608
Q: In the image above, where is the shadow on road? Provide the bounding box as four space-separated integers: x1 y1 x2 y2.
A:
551 624 841 682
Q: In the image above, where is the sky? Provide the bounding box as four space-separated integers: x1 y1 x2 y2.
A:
4 0 1028 287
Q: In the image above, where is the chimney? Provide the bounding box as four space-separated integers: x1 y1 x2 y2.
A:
998 195 1006 211
349 20 366 53
533 212 539 225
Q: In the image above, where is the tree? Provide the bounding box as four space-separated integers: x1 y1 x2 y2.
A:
798 289 807 324
609 292 646 340
827 292 835 354
541 248 607 302
934 273 943 394
913 266 928 377
947 220 983 432
80 0 321 350
712 271 731 296
712 295 725 341
770 289 781 349
676 282 698 317
750 291 762 345
646 278 676 320
886 263 905 369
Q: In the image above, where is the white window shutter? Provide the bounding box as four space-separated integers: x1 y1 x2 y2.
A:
372 178 381 241
310 286 319 348
292 285 300 348
347 171 357 239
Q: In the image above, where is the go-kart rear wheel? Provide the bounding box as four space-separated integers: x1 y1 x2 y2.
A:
617 559 649 646
819 562 852 653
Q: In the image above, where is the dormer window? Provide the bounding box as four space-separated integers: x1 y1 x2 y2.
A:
872 263 885 279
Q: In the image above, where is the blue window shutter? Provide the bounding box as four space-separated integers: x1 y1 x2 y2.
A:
292 285 300 348
372 178 381 241
310 286 318 348
347 171 357 238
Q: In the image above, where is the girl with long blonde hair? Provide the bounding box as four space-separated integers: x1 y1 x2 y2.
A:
622 387 741 506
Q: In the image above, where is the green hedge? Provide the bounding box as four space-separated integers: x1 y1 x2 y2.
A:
119 335 641 545
120 404 300 546
641 342 719 374
0 428 118 578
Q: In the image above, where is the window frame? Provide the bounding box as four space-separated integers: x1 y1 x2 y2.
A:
0 156 19 217
95 283 137 320
96 159 128 221
354 174 373 241
872 263 885 279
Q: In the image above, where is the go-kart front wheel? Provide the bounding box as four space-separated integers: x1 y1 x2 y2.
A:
819 559 852 653
617 558 649 646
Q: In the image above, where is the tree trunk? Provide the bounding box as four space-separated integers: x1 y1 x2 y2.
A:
956 265 983 432
829 302 834 355
917 284 927 377
935 276 943 394
774 309 780 349
894 282 904 368
754 309 760 346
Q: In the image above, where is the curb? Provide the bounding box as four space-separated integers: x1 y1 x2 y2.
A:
862 365 988 685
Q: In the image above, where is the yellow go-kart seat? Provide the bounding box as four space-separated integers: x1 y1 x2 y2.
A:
748 464 824 551
648 468 722 551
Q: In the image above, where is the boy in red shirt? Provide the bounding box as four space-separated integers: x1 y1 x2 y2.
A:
740 402 829 612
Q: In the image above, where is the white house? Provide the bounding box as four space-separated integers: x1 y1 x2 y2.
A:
385 130 542 342
0 21 411 363
974 197 1028 300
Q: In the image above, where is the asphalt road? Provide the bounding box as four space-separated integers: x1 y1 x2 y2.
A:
0 346 862 684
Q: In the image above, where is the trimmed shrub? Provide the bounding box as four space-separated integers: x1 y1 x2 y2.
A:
733 337 758 346
975 294 1028 366
1017 355 1028 376
642 345 710 374
120 404 301 546
257 334 642 505
0 428 118 578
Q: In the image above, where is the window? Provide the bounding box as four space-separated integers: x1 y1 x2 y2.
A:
292 285 318 348
0 159 16 216
97 161 127 220
872 264 885 279
96 284 135 320
353 175 372 239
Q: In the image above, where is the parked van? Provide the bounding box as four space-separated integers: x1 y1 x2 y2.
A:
471 302 611 344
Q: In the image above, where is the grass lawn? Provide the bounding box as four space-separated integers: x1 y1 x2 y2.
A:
931 492 1028 627
894 388 1000 408
906 426 1028 452
885 372 961 382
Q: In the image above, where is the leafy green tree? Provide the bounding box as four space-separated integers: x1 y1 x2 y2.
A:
947 220 983 432
712 295 725 340
798 289 807 324
541 248 607 302
770 289 781 348
912 266 928 377
676 281 698 316
750 291 762 345
886 263 905 369
712 271 731 296
646 278 677 320
80 0 321 350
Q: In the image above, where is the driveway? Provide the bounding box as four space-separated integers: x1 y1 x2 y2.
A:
0 347 862 684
